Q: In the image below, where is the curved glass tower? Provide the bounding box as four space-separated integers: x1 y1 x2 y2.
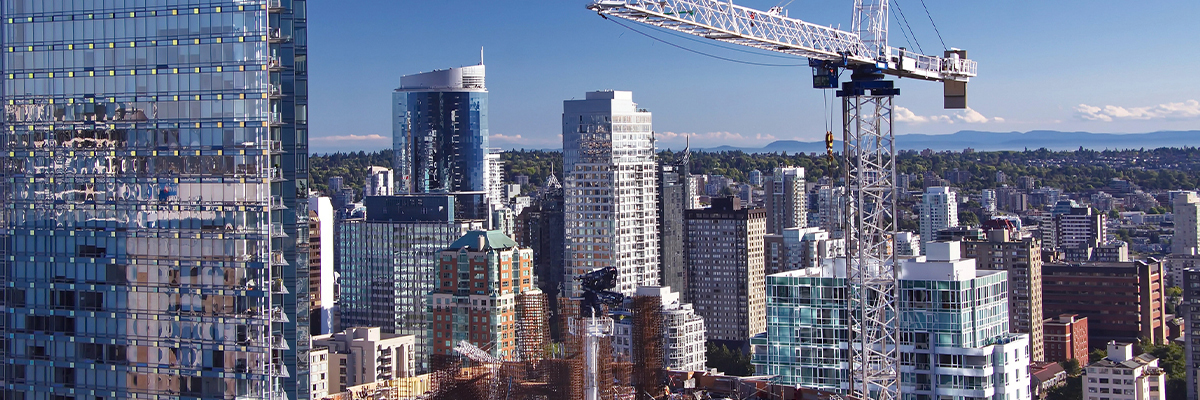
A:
392 64 488 196
1 1 310 399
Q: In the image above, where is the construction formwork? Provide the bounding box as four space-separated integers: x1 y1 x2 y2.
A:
516 291 550 362
631 296 666 399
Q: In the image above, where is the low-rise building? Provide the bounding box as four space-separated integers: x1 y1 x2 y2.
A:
312 327 417 394
1084 342 1164 400
1043 314 1089 366
310 347 331 399
1032 362 1068 400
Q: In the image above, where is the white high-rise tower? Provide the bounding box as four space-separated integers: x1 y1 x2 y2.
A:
920 186 958 254
563 91 660 296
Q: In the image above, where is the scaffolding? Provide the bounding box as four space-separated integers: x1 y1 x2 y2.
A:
631 296 665 399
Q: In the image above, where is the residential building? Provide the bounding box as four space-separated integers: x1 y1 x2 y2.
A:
816 185 847 237
1175 192 1200 256
752 242 1032 398
1043 314 1089 366
486 150 505 206
982 188 998 213
313 327 417 394
513 179 566 335
749 169 764 186
897 242 1031 400
659 162 691 297
895 231 921 257
612 287 707 372
338 195 484 371
920 187 959 254
311 347 331 399
428 231 542 361
311 197 337 334
1032 362 1069 400
1094 241 1131 263
1182 268 1200 400
1055 206 1106 252
962 224 1045 361
364 166 395 197
780 227 845 272
1083 342 1165 400
393 64 489 196
1042 260 1168 345
0 2 310 398
686 197 766 345
562 90 659 296
1164 254 1200 288
765 167 807 234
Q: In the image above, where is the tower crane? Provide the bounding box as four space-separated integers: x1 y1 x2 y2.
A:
585 1 978 400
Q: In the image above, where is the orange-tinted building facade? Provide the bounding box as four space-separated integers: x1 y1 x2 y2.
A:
1043 314 1089 367
429 231 538 360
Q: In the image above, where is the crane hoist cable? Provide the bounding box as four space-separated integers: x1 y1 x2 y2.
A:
918 0 949 50
890 0 924 54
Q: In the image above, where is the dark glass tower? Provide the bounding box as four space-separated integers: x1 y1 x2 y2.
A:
392 64 488 195
0 1 310 399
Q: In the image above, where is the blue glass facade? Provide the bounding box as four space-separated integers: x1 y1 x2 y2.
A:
392 67 488 196
1 1 309 399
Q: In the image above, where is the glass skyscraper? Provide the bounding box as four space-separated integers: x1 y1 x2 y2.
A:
392 64 488 195
1 1 310 399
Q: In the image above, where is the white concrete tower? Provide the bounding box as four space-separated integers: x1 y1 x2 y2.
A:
562 90 659 296
920 186 958 254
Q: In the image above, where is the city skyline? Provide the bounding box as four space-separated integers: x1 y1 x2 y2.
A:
307 0 1200 152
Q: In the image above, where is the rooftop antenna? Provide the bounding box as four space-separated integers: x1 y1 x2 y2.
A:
480 46 484 65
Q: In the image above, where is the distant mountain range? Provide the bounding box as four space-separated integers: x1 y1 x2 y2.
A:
696 130 1200 153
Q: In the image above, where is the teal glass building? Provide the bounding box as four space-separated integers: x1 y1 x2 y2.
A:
1 1 310 399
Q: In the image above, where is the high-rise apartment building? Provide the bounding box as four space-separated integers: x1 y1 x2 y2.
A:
1042 260 1167 345
338 195 484 371
486 150 505 206
962 224 1045 361
659 162 690 295
685 197 766 345
1043 314 1089 366
894 231 921 257
816 185 847 237
1054 206 1106 252
1174 192 1199 255
393 64 488 198
428 231 540 360
562 90 659 296
1183 268 1200 400
752 242 1032 398
363 166 394 197
765 167 807 234
0 1 309 398
920 186 958 254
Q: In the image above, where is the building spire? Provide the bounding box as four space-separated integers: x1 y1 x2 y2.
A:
480 46 484 65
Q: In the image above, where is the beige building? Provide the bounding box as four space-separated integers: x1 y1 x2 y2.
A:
685 197 766 345
312 327 417 394
961 224 1045 361
1084 342 1165 400
310 347 330 399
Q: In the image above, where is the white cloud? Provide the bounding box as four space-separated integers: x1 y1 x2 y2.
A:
657 131 777 145
895 106 1003 124
1075 100 1200 122
309 134 389 143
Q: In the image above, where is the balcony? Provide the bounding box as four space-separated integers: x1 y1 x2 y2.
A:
268 112 284 126
271 278 290 295
270 195 288 210
270 251 290 266
271 335 290 350
270 167 287 182
267 0 287 12
268 28 291 44
270 306 290 323
268 363 290 378
270 223 289 238
267 84 283 99
268 57 285 71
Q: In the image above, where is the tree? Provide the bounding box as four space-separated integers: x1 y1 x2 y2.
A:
1046 376 1081 400
1139 338 1187 400
705 342 755 376
958 210 981 227
1060 358 1081 377
1089 348 1107 363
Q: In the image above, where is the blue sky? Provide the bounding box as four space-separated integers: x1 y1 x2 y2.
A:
307 0 1200 153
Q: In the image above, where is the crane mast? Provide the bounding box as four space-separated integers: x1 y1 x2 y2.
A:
587 1 978 400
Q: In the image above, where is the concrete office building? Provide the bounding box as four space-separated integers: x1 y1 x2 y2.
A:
337 195 484 371
0 1 311 398
920 187 958 254
562 90 659 296
685 197 766 346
